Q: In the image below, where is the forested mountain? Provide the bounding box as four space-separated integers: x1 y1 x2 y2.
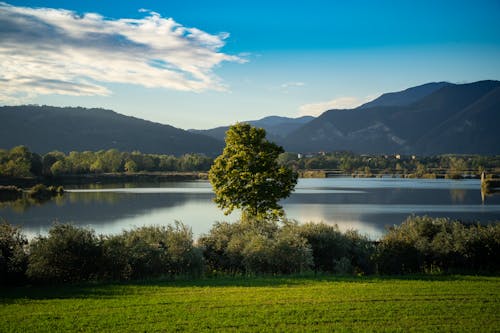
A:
1 81 498 156
282 80 500 154
358 82 451 109
190 115 314 142
0 106 223 155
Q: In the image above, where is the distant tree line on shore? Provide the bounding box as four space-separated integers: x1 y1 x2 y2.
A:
1 146 499 179
0 146 212 178
1 216 498 286
278 152 500 178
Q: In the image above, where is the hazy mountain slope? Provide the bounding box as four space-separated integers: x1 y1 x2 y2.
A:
283 80 500 154
0 105 224 155
384 80 500 144
358 82 451 109
416 86 500 154
190 115 314 142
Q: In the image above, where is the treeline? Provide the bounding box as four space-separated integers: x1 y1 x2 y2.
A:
0 146 212 177
1 146 500 179
279 152 500 178
1 216 498 285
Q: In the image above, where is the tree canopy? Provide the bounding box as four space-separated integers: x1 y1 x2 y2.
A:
208 123 298 220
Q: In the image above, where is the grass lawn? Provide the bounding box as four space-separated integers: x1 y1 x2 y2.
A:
1 275 499 332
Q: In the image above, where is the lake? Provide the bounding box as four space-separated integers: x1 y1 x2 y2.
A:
1 177 499 240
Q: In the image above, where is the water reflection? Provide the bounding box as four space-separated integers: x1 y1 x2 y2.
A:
450 189 466 203
1 178 499 240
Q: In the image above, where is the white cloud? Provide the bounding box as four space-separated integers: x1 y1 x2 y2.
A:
0 3 244 103
298 95 376 116
270 81 305 94
280 82 305 89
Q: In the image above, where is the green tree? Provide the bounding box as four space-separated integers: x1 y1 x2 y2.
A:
208 123 297 220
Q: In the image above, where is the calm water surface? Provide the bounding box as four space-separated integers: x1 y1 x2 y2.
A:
1 178 499 239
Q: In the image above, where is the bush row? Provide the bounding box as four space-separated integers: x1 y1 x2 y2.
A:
1 216 499 285
1 222 202 285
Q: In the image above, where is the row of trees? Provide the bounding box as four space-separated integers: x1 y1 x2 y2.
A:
0 146 213 177
1 146 499 179
1 216 498 285
278 152 500 177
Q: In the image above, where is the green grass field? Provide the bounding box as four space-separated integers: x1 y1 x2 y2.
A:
1 275 499 332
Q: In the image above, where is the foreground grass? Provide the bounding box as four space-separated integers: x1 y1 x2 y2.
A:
1 275 499 332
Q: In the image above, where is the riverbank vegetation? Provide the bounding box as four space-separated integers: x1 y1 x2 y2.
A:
281 151 500 178
1 275 498 332
0 184 63 204
0 146 213 178
1 216 498 286
1 146 499 182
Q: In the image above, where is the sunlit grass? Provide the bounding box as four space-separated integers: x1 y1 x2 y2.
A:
1 275 499 332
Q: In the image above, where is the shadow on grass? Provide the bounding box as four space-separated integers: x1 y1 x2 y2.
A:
0 274 496 302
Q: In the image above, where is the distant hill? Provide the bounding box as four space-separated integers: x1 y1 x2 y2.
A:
358 82 451 109
282 80 500 154
2 80 498 156
190 115 314 142
0 105 223 155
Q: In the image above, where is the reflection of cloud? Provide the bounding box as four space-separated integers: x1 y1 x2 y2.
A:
298 95 376 116
284 203 385 239
0 3 243 103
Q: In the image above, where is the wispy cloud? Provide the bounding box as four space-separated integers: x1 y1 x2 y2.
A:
0 3 244 103
270 81 305 94
280 82 305 89
298 95 376 116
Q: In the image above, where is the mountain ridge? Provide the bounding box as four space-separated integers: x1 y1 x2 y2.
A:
0 105 223 155
282 80 500 154
1 80 498 155
189 115 314 142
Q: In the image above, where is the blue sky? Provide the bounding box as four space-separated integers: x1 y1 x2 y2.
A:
1 1 500 129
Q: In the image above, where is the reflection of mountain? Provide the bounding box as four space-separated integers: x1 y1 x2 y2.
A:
0 192 214 228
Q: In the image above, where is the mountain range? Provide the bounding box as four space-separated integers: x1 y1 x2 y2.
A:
0 106 223 155
283 80 500 154
189 115 314 143
0 80 499 155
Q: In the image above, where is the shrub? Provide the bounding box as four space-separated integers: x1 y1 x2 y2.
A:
463 223 500 272
198 221 245 274
295 223 375 274
269 225 313 274
28 184 63 201
0 222 28 285
295 223 349 272
101 222 203 280
200 218 279 274
27 224 101 283
344 230 376 275
374 216 500 274
200 218 312 275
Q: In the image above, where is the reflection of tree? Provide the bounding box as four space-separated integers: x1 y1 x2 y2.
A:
1 190 211 230
450 189 466 203
0 195 67 213
67 192 121 205
0 198 31 213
